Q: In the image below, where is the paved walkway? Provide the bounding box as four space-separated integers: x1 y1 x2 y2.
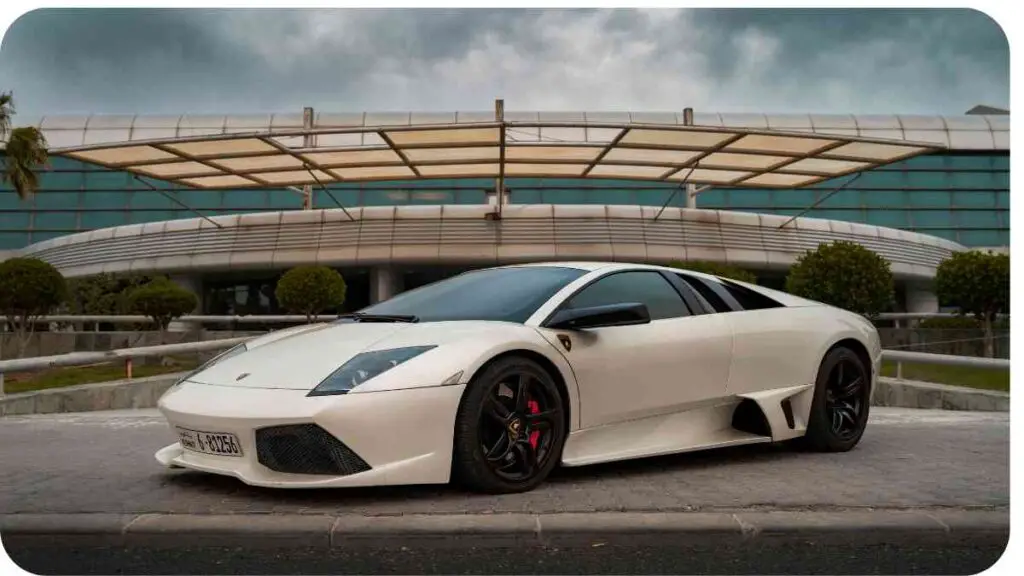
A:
0 408 1008 516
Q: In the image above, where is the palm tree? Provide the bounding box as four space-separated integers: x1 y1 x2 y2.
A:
1 91 48 200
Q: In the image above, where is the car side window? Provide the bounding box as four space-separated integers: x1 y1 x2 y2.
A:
564 271 690 320
719 280 784 310
675 274 734 313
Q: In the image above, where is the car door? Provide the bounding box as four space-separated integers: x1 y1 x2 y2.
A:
673 272 821 395
537 270 734 429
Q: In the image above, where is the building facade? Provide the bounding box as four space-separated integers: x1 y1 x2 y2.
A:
0 109 1010 315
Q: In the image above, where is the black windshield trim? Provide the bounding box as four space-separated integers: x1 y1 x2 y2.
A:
334 313 420 323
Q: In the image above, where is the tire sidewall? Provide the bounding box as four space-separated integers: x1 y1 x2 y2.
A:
453 356 567 493
806 347 871 451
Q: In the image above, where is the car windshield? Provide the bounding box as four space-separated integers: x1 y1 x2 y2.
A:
356 266 587 323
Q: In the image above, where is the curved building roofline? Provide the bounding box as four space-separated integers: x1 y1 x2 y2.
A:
14 205 964 282
7 110 1009 152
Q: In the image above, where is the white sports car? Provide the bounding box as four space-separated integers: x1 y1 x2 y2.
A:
155 261 881 493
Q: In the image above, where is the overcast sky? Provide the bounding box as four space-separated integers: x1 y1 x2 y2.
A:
0 8 1009 118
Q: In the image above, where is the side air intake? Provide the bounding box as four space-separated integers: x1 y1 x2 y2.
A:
731 399 772 437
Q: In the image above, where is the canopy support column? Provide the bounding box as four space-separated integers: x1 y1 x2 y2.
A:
301 106 314 210
682 107 698 209
490 98 506 221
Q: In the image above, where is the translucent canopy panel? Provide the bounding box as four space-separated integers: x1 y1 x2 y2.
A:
51 121 943 189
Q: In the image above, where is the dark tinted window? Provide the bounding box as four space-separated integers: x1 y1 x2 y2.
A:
564 271 689 320
676 274 733 312
719 280 784 310
358 266 586 323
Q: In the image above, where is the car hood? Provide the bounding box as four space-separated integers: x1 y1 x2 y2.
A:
185 320 524 391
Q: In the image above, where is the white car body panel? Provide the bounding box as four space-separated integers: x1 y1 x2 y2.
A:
154 260 882 489
534 312 734 429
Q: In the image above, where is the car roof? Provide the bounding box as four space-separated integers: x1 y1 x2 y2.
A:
505 261 692 274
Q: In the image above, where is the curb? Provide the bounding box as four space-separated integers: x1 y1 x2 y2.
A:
1 374 1009 416
0 509 1009 548
873 377 1009 412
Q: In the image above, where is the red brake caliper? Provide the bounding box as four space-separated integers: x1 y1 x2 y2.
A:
527 400 541 449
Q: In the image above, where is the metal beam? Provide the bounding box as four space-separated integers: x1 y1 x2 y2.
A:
778 172 864 228
300 165 355 221
131 175 224 229
377 130 422 178
653 163 698 221
580 127 630 177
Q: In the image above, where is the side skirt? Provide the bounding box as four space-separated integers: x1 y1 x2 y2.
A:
560 401 772 468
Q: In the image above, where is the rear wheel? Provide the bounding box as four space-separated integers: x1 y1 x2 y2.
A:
799 346 871 452
452 356 567 494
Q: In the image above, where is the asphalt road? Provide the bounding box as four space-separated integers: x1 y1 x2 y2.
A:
4 537 1010 575
0 407 1010 575
0 408 1009 515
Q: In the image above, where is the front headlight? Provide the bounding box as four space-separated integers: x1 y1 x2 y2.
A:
307 345 437 397
175 342 248 386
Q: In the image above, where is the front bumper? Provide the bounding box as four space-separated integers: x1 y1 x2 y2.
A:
155 381 466 488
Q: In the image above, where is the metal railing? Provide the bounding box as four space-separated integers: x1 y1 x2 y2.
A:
0 333 1009 397
11 311 1008 327
881 349 1009 370
0 336 251 396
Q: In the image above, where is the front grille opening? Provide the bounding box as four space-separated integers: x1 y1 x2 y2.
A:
255 423 371 476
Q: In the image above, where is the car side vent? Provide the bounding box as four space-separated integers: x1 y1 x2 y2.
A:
256 424 371 476
731 399 771 437
781 398 796 429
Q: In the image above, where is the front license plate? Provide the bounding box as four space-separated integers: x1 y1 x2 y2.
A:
176 427 243 457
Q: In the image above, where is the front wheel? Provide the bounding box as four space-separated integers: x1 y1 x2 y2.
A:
798 346 871 452
452 356 567 494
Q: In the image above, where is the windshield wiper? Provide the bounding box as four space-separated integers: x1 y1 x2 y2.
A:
335 312 420 323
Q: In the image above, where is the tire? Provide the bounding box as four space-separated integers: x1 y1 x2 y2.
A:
798 346 871 452
452 355 567 494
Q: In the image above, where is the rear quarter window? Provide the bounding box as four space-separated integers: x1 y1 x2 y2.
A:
718 280 785 311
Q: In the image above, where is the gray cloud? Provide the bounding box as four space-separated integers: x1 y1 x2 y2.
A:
0 8 1009 118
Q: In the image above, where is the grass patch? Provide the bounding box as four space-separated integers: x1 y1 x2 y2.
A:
2 358 200 395
881 360 1009 393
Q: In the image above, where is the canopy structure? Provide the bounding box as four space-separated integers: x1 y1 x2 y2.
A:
54 119 943 192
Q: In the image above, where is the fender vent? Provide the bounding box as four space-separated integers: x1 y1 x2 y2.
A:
255 424 371 476
732 399 771 437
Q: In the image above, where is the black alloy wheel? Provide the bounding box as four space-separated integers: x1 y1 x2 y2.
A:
799 346 871 452
824 357 866 440
452 356 567 493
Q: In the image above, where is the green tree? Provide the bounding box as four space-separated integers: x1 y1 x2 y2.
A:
935 250 1009 358
668 260 758 283
67 273 153 315
63 272 154 336
126 277 198 335
1 91 49 200
785 241 894 317
0 257 67 357
275 266 347 322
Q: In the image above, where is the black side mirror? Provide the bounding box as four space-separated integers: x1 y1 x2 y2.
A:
545 302 651 331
